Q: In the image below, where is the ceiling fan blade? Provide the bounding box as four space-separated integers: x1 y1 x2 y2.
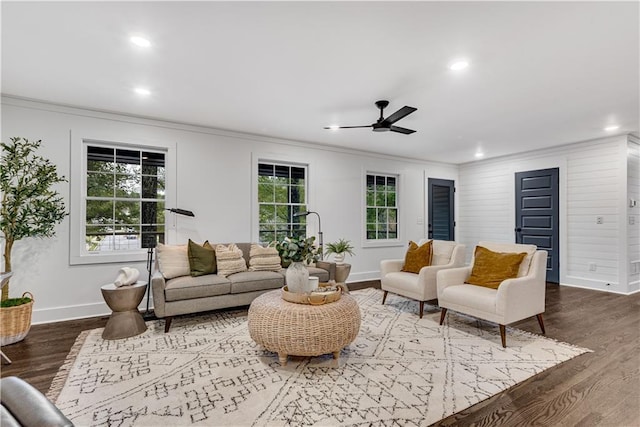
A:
323 125 372 129
389 125 416 135
382 106 417 125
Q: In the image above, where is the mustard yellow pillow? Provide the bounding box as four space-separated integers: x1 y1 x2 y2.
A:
401 240 433 273
466 246 527 289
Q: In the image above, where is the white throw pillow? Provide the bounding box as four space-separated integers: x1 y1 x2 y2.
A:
248 244 282 272
156 243 190 279
215 244 248 277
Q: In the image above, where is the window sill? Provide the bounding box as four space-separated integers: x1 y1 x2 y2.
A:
70 251 148 265
361 240 405 249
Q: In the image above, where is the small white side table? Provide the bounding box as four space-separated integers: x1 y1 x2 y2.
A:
101 281 147 340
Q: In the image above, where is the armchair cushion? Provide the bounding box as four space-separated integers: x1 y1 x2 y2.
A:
401 240 433 273
466 246 527 289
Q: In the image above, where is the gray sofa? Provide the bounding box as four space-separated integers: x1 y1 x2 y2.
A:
152 242 334 332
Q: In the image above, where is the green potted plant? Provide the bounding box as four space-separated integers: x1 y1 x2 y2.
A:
325 238 355 264
274 235 319 293
1 137 67 345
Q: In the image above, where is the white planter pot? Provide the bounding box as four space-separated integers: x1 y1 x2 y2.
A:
285 261 311 293
333 253 345 264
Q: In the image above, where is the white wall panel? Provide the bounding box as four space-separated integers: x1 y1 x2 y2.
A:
628 138 640 292
458 135 631 293
1 97 457 323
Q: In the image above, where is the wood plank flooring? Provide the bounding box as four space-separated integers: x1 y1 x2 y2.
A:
2 281 639 426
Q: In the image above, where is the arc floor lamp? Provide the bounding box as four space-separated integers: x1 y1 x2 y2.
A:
145 208 195 317
293 210 323 260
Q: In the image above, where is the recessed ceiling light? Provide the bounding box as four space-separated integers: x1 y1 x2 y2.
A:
130 36 151 48
327 125 340 130
449 60 469 71
475 151 484 158
134 87 151 96
604 125 620 131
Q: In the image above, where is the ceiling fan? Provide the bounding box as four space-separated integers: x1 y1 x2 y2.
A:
324 100 417 134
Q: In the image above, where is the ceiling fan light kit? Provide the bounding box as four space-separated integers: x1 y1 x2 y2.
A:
325 100 418 134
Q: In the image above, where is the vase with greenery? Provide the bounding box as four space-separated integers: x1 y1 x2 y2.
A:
325 238 355 264
274 235 319 293
1 137 67 344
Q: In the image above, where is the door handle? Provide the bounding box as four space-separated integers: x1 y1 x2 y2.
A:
514 227 522 232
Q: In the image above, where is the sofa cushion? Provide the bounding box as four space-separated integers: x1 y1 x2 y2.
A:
156 243 190 279
248 244 282 272
466 246 527 289
215 244 248 278
165 274 231 301
228 271 284 294
401 240 433 273
188 240 217 276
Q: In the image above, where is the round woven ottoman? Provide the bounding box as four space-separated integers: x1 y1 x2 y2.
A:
248 290 361 365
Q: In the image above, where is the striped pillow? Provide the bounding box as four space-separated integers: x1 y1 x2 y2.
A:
249 244 282 272
215 244 247 278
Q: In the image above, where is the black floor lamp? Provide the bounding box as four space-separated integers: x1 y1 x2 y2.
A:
293 211 323 260
144 208 195 318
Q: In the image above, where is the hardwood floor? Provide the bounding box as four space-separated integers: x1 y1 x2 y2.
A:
2 281 638 426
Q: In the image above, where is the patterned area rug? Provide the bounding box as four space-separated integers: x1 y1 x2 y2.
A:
49 288 590 426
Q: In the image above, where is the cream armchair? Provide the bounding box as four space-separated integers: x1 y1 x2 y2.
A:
380 240 466 318
437 241 548 347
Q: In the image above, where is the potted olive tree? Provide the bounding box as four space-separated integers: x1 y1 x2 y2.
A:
1 137 67 345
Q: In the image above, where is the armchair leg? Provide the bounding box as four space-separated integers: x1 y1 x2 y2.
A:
382 290 388 305
439 308 447 325
536 314 546 334
419 301 424 319
164 316 173 333
499 325 506 348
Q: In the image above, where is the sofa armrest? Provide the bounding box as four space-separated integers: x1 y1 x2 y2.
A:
436 266 472 295
380 259 404 279
151 271 167 318
315 260 336 281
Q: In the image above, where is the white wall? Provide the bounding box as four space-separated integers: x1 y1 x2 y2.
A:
1 97 457 323
628 137 640 291
457 135 634 294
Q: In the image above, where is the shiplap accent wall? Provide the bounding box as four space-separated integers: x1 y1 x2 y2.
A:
628 138 640 291
458 135 633 293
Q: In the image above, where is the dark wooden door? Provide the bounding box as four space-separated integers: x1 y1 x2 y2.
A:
515 168 559 283
428 178 455 241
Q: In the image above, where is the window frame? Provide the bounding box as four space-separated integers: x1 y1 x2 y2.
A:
362 170 403 248
251 153 311 245
70 133 176 265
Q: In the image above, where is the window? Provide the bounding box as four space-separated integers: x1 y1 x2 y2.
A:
257 162 307 244
85 145 166 253
366 173 398 241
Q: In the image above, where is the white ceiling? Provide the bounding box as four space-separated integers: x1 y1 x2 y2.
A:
2 1 638 164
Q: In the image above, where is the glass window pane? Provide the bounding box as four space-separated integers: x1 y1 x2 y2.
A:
115 174 141 198
388 209 397 222
291 185 305 204
387 176 396 188
276 205 289 223
367 223 376 232
87 146 114 172
376 191 386 207
387 191 396 207
366 190 375 206
86 200 114 224
388 231 398 239
87 172 114 197
377 231 387 239
378 208 388 223
274 185 288 203
115 201 140 224
367 208 376 223
142 175 164 199
367 231 376 239
260 204 275 223
258 183 274 203
86 225 112 252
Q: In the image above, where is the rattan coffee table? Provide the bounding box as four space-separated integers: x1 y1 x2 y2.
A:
248 290 361 365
